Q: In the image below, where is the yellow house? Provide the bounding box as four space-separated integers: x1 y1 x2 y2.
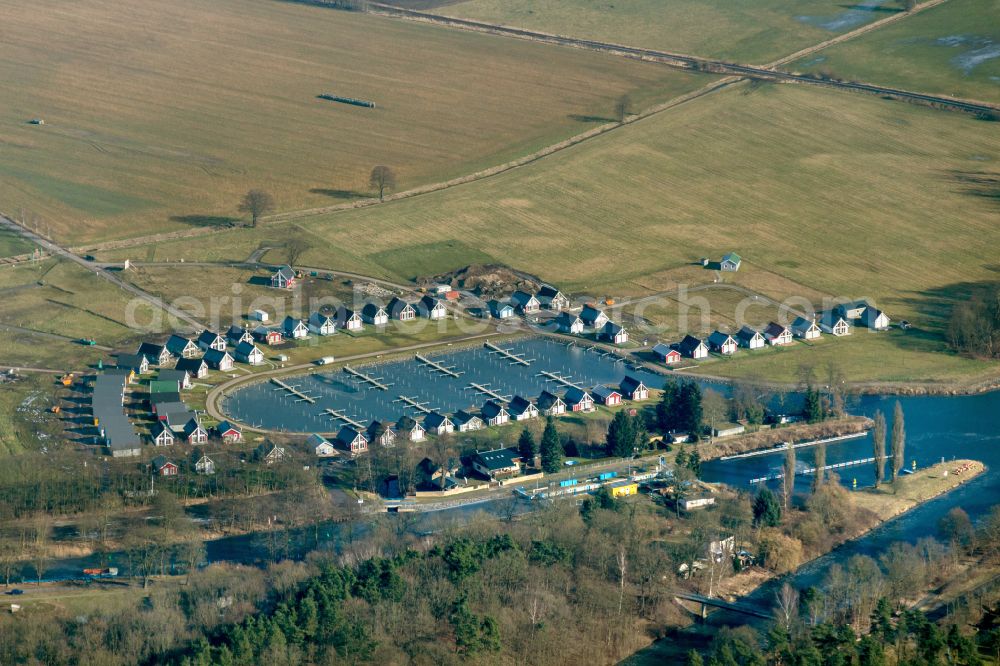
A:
609 480 639 498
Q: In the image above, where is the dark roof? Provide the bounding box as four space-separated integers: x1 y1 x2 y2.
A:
165 335 195 354
619 376 646 393
555 312 581 326
481 400 508 420
791 317 818 334
488 300 513 317
151 421 173 439
283 316 306 330
819 310 847 328
474 448 520 471
510 290 537 308
419 295 444 311
564 387 591 404
151 455 173 470
735 326 762 343
591 385 620 401
216 420 240 434
678 335 705 355
508 395 534 415
603 321 626 336
197 330 222 346
137 342 165 360
183 418 205 438
423 412 451 429
396 415 419 430
273 265 295 280
337 426 366 445
537 284 563 300
175 357 207 373
92 374 140 450
116 353 145 370
234 341 259 356
150 391 181 405
537 390 564 409
226 325 250 341
580 304 606 325
366 420 393 438
203 348 231 364
453 410 481 427
387 297 415 317
707 331 734 347
361 303 386 318
764 322 789 338
652 342 676 356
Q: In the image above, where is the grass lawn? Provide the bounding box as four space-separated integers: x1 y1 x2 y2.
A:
792 0 1000 104
686 330 998 385
0 228 36 259
440 0 905 63
0 260 160 361
852 459 985 518
0 0 708 245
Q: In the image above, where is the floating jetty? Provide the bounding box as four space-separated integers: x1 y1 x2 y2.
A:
324 408 365 429
721 432 870 461
485 341 531 366
343 365 391 390
467 382 510 402
538 369 582 389
270 378 315 403
395 395 433 414
415 354 462 378
749 455 892 484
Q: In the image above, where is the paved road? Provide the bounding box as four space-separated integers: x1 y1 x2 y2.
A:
371 1 997 115
0 214 207 333
0 365 66 375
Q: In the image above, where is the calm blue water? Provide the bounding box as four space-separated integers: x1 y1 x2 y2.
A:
223 337 675 433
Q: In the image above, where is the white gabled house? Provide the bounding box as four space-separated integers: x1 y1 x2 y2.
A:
234 341 265 366
537 390 566 416
271 265 296 289
580 304 609 329
151 421 175 447
423 412 454 435
861 307 890 331
282 316 309 340
308 312 337 336
735 326 766 350
204 349 234 372
419 296 447 320
819 311 851 337
336 306 364 331
764 323 794 346
175 357 209 379
510 290 540 314
791 317 822 340
619 376 649 401
481 400 510 426
720 252 742 272
361 303 389 326
195 454 216 475
197 330 227 353
508 396 538 421
337 426 369 455
225 325 254 347
183 418 209 445
707 331 738 355
165 334 199 359
366 421 396 447
137 342 172 366
387 297 417 321
555 312 584 335
453 410 484 432
678 335 709 359
308 434 337 458
601 321 629 345
396 416 426 442
536 284 569 311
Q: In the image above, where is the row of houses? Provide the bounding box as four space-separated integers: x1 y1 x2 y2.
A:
650 300 891 363
150 443 288 477
320 376 652 457
554 305 630 345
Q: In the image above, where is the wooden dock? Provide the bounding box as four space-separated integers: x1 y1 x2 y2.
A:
538 370 582 389
343 365 390 390
484 341 531 366
415 354 462 377
395 395 433 414
467 382 510 402
324 408 365 429
270 378 315 403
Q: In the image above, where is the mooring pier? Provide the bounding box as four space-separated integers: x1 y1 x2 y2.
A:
538 370 582 389
343 365 391 390
415 354 462 378
323 408 365 429
467 382 510 402
721 431 869 461
270 378 316 403
395 395 433 414
484 341 531 366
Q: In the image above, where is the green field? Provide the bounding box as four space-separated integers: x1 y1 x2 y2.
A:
0 0 709 245
793 0 1000 104
0 228 36 259
440 0 899 63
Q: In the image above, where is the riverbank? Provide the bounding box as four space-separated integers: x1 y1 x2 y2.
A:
697 416 871 461
853 459 985 521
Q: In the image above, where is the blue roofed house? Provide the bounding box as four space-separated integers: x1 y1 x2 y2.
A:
336 306 364 331
226 325 254 347
508 396 538 421
536 284 569 311
619 376 649 401
564 387 595 413
453 410 485 432
861 307 890 331
819 311 851 336
488 300 515 320
361 303 389 326
116 352 149 375
308 312 337 336
270 265 296 289
707 331 737 355
337 426 369 455
678 335 709 359
537 390 566 416
423 412 454 435
175 357 209 379
555 312 584 334
791 317 822 340
418 296 447 320
387 297 417 321
720 252 742 272
197 330 227 353
580 305 609 329
234 341 264 365
137 342 171 366
203 348 234 372
735 326 766 350
601 321 629 345
282 316 309 339
510 290 540 314
472 448 521 479
481 400 510 426
165 334 199 359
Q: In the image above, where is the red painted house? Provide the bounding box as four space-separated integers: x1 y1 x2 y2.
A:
652 342 682 364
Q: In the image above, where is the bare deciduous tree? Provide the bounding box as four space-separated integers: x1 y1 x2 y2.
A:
774 582 799 631
369 165 397 202
614 94 632 124
783 444 796 510
285 238 311 268
238 189 275 227
873 410 887 487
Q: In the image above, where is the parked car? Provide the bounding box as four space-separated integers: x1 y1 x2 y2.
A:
6 589 23 595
